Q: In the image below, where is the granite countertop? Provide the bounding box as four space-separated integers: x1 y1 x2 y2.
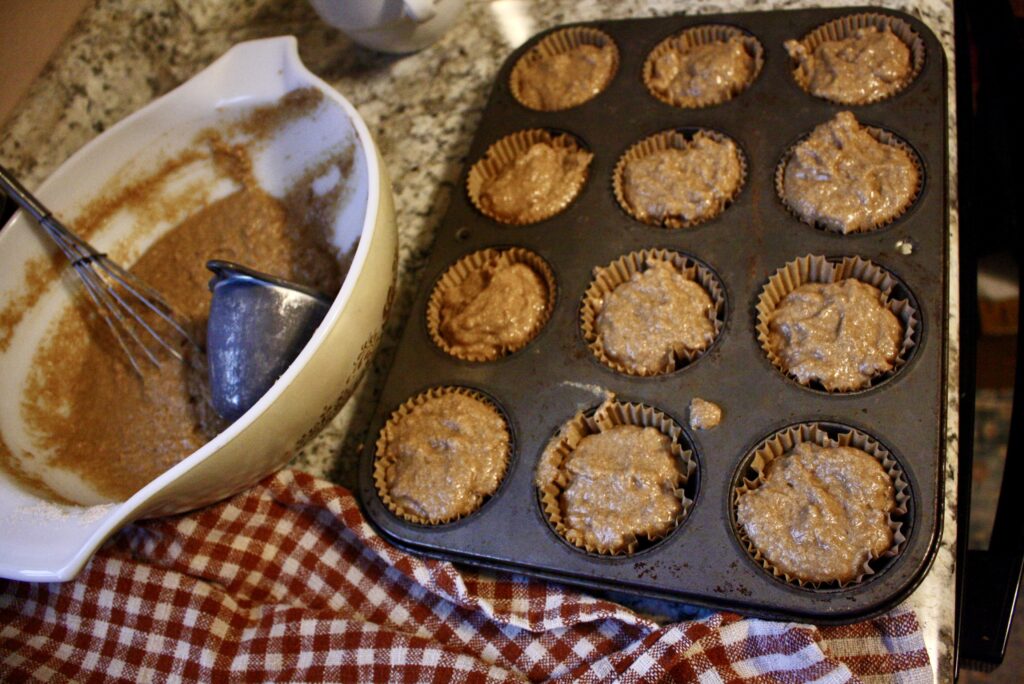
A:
0 0 959 680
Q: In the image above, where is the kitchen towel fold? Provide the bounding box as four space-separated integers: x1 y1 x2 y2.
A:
1 470 931 682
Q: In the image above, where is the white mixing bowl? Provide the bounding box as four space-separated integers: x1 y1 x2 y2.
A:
0 37 397 581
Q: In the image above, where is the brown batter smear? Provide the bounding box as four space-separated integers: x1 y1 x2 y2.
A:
736 442 895 584
9 88 356 503
786 26 911 105
688 398 722 430
767 278 902 392
782 111 918 234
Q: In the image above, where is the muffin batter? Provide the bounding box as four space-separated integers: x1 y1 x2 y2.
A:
379 392 508 522
737 442 895 584
621 132 743 226
768 278 902 391
558 425 682 552
783 111 918 233
438 256 549 359
596 260 715 374
786 26 912 104
688 398 722 430
477 140 592 224
513 43 617 110
648 35 755 107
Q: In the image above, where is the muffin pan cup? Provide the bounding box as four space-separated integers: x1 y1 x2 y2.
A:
731 422 911 588
537 396 697 556
787 12 926 106
775 121 925 234
755 254 920 392
581 248 726 376
359 6 948 624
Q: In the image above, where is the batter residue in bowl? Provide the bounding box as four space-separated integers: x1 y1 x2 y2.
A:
11 89 358 503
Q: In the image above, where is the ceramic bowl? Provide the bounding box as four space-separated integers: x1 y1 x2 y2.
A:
0 37 397 581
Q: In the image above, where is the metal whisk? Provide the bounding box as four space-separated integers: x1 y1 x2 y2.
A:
0 164 198 374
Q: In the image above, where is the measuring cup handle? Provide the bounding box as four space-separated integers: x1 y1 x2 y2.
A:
402 0 436 22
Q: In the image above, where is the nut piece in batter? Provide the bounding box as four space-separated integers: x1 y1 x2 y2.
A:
376 391 509 523
596 260 715 375
786 26 912 105
768 279 902 391
512 42 617 111
557 425 683 553
688 398 722 430
647 35 756 107
475 139 592 224
436 252 551 360
782 111 918 233
620 131 744 227
737 442 895 584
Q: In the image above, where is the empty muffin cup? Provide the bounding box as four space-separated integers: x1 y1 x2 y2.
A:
643 24 764 109
467 129 593 226
776 113 923 234
375 386 511 525
613 128 747 229
427 247 557 362
581 249 725 377
756 255 919 393
535 394 696 556
509 27 620 111
785 13 925 105
732 422 911 588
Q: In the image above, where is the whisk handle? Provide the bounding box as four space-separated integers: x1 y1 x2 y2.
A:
0 164 53 225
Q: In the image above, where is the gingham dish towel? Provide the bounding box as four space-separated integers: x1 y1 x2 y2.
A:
1 470 932 682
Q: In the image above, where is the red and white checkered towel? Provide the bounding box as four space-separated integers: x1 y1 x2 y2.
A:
1 470 931 682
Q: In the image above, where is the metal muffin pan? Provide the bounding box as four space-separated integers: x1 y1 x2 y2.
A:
358 6 948 623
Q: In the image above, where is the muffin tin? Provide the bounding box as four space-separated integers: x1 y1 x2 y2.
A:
358 6 948 623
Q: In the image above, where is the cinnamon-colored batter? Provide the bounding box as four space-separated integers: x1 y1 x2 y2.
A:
596 260 715 374
513 43 616 110
737 442 895 584
23 182 343 502
648 36 754 106
477 141 591 223
558 425 682 552
783 112 918 233
688 398 722 430
786 26 912 104
438 256 549 359
768 279 902 391
621 132 743 226
379 392 508 522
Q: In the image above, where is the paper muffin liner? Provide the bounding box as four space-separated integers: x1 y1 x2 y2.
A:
509 27 621 111
467 129 592 226
788 13 925 105
536 395 697 556
580 249 725 376
426 247 557 362
755 255 919 393
613 128 748 229
374 386 511 526
731 423 911 589
643 24 765 109
775 121 924 234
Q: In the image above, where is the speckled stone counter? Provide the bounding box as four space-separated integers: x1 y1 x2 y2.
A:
0 0 959 679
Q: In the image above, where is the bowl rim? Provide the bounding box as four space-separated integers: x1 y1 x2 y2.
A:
0 35 383 581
